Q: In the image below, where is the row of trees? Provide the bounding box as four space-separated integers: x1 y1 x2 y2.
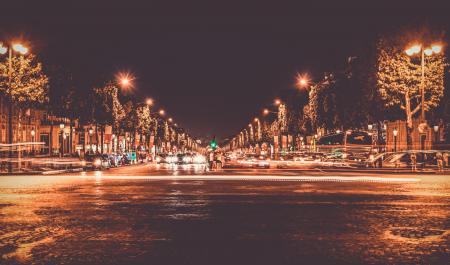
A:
232 29 448 149
0 45 196 155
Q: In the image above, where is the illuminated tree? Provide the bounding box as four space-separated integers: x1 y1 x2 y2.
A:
93 82 125 153
377 37 446 148
0 53 48 166
0 54 48 106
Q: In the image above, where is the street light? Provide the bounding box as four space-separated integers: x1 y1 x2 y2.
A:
146 98 153 106
159 109 165 116
31 129 36 154
1 41 29 172
88 128 94 154
116 72 135 92
274 99 282 106
393 129 398 152
59 123 65 157
405 43 443 121
433 125 439 144
296 73 310 89
168 117 173 123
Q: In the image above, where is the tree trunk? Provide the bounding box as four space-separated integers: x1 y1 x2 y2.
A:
82 126 86 157
100 125 104 154
405 91 413 150
49 116 54 156
95 124 99 154
69 119 73 155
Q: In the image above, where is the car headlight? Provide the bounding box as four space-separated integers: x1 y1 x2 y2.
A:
94 159 102 166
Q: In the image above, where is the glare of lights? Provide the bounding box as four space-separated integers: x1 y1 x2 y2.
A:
116 72 135 90
59 123 65 130
336 129 341 134
424 48 433 56
254 118 259 122
159 109 165 115
89 128 94 135
263 109 269 115
146 98 153 105
12 43 28 54
248 124 252 127
431 44 442 54
405 44 421 56
393 129 398 137
274 99 281 105
296 73 309 88
30 129 35 137
0 43 7 55
168 118 173 123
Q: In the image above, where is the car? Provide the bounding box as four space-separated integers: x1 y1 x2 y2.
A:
237 154 270 168
155 154 168 164
379 151 442 168
83 153 111 170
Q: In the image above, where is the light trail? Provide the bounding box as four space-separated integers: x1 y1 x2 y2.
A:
79 174 421 183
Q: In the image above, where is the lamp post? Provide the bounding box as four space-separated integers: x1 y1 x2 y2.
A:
405 43 443 121
0 42 28 172
31 129 35 155
433 125 439 147
393 129 398 152
59 123 65 157
88 128 94 154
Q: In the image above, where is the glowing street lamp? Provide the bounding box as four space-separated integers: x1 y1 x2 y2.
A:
146 98 153 106
59 123 65 157
296 73 310 89
168 117 173 123
274 99 282 106
405 42 443 121
159 109 165 116
393 129 398 152
116 72 135 92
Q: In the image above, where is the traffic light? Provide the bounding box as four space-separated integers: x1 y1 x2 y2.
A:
209 138 218 150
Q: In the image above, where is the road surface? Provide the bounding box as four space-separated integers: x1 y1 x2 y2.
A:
0 163 449 264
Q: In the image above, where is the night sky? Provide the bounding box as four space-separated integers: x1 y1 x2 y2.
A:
1 1 448 140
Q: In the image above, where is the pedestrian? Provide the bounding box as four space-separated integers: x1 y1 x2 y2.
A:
216 152 223 170
209 152 214 170
436 152 444 172
410 153 417 172
443 152 449 168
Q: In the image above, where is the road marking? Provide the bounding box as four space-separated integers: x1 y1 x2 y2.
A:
80 174 421 183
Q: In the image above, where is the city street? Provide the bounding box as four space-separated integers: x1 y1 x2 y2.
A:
0 164 449 264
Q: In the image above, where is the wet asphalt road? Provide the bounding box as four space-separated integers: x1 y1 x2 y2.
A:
0 163 449 265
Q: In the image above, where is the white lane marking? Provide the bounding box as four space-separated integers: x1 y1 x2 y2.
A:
79 174 421 183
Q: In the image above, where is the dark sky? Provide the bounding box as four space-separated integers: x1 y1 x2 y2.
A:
1 1 448 140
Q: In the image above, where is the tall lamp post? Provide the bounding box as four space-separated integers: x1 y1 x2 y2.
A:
433 125 439 147
59 123 65 157
0 42 28 172
393 129 398 152
405 43 443 121
88 128 94 154
31 129 35 155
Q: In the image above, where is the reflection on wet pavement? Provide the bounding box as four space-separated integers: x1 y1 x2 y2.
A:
0 174 449 265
